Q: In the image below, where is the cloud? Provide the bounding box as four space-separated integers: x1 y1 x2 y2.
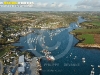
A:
32 2 72 10
50 3 57 7
0 1 72 11
32 2 48 8
75 0 100 11
43 3 48 7
58 3 64 7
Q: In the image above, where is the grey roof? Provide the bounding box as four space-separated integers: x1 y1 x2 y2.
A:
19 55 24 63
18 55 25 73
18 67 25 73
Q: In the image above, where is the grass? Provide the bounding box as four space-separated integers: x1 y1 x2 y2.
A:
92 21 100 26
79 34 95 44
72 29 97 44
0 45 15 57
0 49 7 57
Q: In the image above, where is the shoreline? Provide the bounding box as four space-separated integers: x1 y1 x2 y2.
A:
76 43 100 49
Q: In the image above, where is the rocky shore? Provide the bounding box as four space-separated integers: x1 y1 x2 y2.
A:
76 43 100 49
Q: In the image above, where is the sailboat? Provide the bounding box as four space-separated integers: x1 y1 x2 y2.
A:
55 46 58 49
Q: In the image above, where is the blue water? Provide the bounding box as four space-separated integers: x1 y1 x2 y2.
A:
13 17 100 75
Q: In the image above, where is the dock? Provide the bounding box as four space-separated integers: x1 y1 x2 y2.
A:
30 57 42 75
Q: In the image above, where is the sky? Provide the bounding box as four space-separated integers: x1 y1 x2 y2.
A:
0 0 100 11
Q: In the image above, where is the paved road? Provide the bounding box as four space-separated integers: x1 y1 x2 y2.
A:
0 61 3 75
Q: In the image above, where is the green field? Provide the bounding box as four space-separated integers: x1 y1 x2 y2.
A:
82 21 100 26
72 29 98 44
79 34 95 44
92 21 100 26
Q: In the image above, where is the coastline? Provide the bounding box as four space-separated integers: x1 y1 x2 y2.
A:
76 43 100 49
71 32 100 49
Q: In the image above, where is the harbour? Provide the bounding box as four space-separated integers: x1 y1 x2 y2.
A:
13 16 100 75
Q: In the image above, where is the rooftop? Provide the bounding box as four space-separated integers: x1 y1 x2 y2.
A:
19 55 24 63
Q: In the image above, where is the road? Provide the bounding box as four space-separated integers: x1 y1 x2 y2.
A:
0 60 3 75
30 57 39 75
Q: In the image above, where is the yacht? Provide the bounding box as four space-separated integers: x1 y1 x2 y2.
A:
41 49 55 61
46 55 55 61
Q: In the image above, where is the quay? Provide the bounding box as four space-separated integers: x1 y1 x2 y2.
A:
30 57 42 75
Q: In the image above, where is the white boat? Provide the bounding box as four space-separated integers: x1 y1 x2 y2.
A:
91 71 95 74
78 25 81 28
92 68 94 70
82 58 86 63
98 65 100 68
41 49 55 61
91 65 94 67
51 38 52 40
50 36 52 40
55 46 58 49
75 56 77 58
46 55 55 61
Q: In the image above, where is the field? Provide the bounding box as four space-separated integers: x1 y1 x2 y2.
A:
72 29 100 44
91 21 100 26
94 34 100 44
79 34 95 44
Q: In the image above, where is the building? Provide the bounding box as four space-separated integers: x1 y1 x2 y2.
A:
18 55 26 73
8 73 13 75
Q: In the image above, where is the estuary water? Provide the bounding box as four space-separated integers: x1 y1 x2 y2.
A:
13 16 100 75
